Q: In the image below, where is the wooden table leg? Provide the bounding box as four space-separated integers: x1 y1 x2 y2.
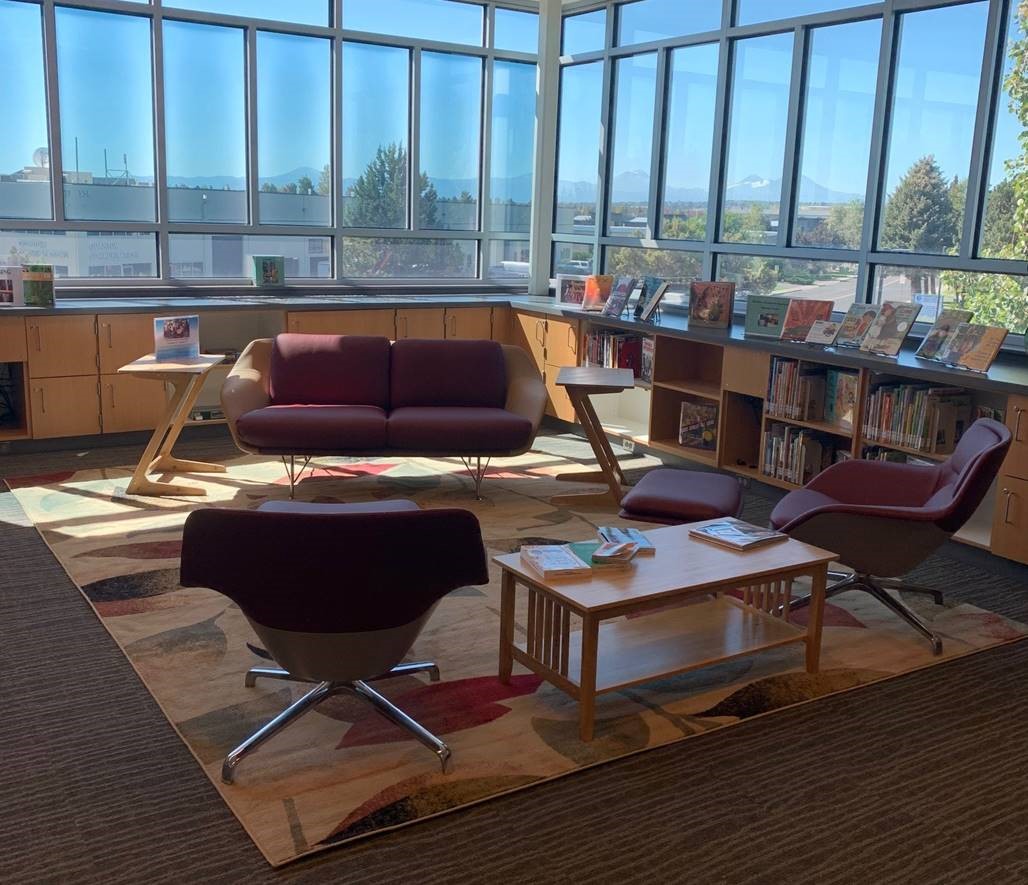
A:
499 571 515 684
553 389 629 508
805 564 828 673
578 614 599 742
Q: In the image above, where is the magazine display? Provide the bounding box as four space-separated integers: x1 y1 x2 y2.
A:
780 299 833 342
688 518 787 551
678 400 719 450
153 315 200 362
834 305 878 348
519 545 591 579
859 301 922 356
582 274 614 311
744 295 790 337
638 279 670 321
915 309 974 361
601 275 637 318
804 319 840 346
0 266 24 306
556 274 587 307
249 255 285 288
689 281 735 329
943 323 1008 374
22 264 54 307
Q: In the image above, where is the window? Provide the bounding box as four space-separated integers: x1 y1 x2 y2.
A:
343 0 483 46
553 241 595 275
340 237 477 279
562 9 606 56
607 53 658 239
341 43 410 229
877 3 989 256
718 255 859 314
489 61 536 234
720 32 794 245
872 265 1028 334
256 32 332 226
661 43 719 241
0 0 50 220
980 2 1026 260
0 230 157 278
164 1 329 27
164 21 247 224
169 234 331 279
792 18 880 249
555 62 603 235
494 9 538 54
736 1 872 27
605 246 703 305
419 52 482 231
486 240 530 279
616 0 720 47
56 8 156 222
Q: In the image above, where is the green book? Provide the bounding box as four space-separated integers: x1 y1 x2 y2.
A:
745 295 790 338
22 265 54 307
568 541 637 571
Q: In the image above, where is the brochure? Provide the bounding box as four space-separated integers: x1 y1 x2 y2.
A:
153 315 201 362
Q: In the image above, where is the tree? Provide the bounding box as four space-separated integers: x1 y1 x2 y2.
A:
794 200 864 249
879 155 959 254
317 163 331 196
260 182 278 193
281 182 298 194
296 175 314 195
980 177 1017 255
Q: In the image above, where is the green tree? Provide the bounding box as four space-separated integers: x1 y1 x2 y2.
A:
260 182 278 193
879 155 959 254
980 177 1017 255
281 182 298 194
317 163 331 196
795 200 864 249
296 175 314 195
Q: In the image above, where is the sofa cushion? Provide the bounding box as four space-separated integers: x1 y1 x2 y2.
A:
236 405 387 451
387 406 532 453
270 334 391 407
619 469 743 524
390 339 507 409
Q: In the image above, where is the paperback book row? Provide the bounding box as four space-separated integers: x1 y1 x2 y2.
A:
765 358 859 433
763 423 847 486
582 330 654 382
0 265 55 307
862 383 971 455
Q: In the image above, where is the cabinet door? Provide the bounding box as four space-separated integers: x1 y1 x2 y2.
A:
30 376 101 438
0 317 27 362
722 346 770 398
545 363 577 422
445 307 492 340
1003 394 1028 481
511 310 546 368
98 314 156 374
101 373 168 434
992 475 1028 564
26 316 99 379
396 308 446 339
546 318 580 368
490 306 510 343
286 309 396 337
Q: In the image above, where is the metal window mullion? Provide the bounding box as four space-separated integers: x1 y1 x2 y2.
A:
41 0 65 224
152 7 171 279
246 26 260 225
706 15 733 252
411 47 422 231
777 26 807 249
333 30 344 281
646 48 668 240
481 54 494 250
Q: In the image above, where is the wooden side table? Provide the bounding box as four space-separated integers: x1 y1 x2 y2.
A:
551 365 636 508
118 353 226 497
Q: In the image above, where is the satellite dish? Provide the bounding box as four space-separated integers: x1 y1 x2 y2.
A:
32 148 49 168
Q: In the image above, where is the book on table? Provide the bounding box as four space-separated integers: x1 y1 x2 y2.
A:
519 545 592 579
688 518 788 551
598 525 656 555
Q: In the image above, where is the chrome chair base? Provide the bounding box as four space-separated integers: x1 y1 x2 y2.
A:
786 571 944 655
222 659 449 784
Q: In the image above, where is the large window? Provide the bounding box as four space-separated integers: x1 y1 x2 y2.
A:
343 0 483 46
718 255 860 313
607 53 658 238
555 62 604 235
616 0 720 47
489 61 536 234
0 230 158 278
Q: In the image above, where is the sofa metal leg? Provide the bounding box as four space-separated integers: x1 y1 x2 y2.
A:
222 680 334 784
351 679 452 773
378 660 442 682
459 456 490 501
865 580 943 655
876 577 945 606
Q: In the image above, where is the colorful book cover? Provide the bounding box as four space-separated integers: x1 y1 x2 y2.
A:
153 315 200 362
678 400 719 450
835 304 878 348
638 280 670 322
688 281 735 329
860 301 922 356
0 266 24 306
916 308 974 361
781 299 833 341
21 264 54 307
556 274 587 307
825 368 858 431
944 323 1008 374
582 274 614 311
688 518 786 551
640 337 655 383
804 319 840 346
744 295 790 337
602 275 637 317
249 255 285 288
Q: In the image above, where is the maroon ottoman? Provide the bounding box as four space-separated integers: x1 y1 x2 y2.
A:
619 468 743 524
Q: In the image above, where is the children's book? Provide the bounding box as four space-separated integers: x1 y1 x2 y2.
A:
744 295 790 337
860 301 922 356
835 304 878 348
689 281 735 329
943 323 1008 374
602 275 637 317
520 545 591 579
0 266 24 306
679 400 719 450
804 319 840 346
249 255 285 288
916 309 974 361
22 265 54 307
153 315 200 361
780 299 833 342
582 274 614 311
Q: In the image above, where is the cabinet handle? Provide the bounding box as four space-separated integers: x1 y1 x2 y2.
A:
107 382 116 408
535 320 545 346
37 387 46 414
105 323 113 348
569 326 577 355
449 314 457 337
1003 488 1016 525
401 315 408 338
1014 408 1025 443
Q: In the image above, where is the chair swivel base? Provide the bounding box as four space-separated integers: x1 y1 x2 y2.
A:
222 660 450 784
788 571 944 655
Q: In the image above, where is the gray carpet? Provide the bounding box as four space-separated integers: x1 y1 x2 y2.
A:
2 430 1028 884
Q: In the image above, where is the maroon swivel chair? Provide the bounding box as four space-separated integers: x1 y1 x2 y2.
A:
180 500 489 783
769 418 1011 654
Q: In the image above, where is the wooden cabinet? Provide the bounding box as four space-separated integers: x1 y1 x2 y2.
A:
722 346 770 398
26 316 98 378
286 309 396 337
98 314 157 374
991 475 1028 564
445 307 492 340
0 317 27 362
511 310 547 368
1003 394 1028 481
546 317 581 368
396 308 445 339
545 364 576 422
490 306 510 343
29 376 101 439
101 373 168 434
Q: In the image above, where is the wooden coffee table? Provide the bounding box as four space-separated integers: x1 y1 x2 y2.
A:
494 521 836 741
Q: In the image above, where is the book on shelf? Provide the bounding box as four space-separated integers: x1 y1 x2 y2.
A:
762 422 841 485
640 337 655 383
689 518 787 551
824 368 859 432
601 276 637 318
862 446 937 466
915 309 974 361
598 526 656 555
679 400 719 450
153 315 200 362
582 274 614 311
834 304 878 348
689 281 735 329
943 323 1008 374
249 255 285 288
974 404 1006 423
583 330 644 375
860 301 922 356
0 266 24 306
804 319 841 346
744 295 790 338
780 299 833 342
635 276 664 319
765 358 832 426
519 545 592 579
22 264 54 307
638 279 670 321
862 383 971 454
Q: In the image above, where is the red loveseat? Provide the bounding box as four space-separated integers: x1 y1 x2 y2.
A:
222 334 547 496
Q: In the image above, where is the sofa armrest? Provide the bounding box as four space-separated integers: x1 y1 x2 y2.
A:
221 339 272 434
502 345 546 432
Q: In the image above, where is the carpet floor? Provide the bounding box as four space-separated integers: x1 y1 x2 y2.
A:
2 430 1028 883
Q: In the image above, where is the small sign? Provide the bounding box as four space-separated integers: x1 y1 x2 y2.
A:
154 315 200 361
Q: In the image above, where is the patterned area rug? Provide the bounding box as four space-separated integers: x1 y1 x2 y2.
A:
8 438 1028 866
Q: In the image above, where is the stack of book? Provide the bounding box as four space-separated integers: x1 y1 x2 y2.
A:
583 330 644 376
762 423 841 485
766 358 828 422
862 384 971 454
